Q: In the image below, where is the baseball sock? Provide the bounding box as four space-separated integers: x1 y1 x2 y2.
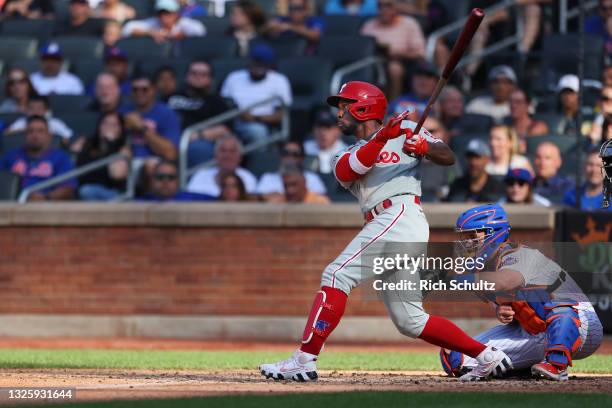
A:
418 315 486 358
300 286 347 356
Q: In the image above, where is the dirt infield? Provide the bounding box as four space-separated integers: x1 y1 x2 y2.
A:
0 368 611 404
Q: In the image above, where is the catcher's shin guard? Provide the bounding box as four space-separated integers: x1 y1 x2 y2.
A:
544 303 582 368
440 348 466 377
300 286 347 355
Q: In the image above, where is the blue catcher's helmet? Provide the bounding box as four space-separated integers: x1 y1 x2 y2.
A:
455 204 511 263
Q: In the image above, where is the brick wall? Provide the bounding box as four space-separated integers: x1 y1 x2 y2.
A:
0 225 554 319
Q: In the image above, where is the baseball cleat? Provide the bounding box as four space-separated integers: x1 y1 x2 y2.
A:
459 346 513 381
531 361 569 381
259 350 318 382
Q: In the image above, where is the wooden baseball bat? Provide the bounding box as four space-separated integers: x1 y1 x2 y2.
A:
403 8 485 153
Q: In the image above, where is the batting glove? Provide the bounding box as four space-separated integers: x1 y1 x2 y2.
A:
402 129 429 156
375 110 412 142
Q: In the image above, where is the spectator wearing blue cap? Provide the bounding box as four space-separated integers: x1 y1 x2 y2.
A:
122 0 205 42
221 45 292 145
446 138 505 202
499 167 551 207
264 0 324 54
30 43 84 95
85 47 131 96
54 0 105 37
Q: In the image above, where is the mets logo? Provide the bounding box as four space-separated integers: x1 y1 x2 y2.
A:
377 151 400 164
500 256 518 267
315 320 330 333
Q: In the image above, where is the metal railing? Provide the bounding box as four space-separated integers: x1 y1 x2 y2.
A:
17 153 129 203
425 0 520 70
329 55 387 95
178 96 290 188
559 0 597 33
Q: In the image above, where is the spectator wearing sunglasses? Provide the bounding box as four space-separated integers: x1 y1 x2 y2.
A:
499 167 550 207
0 68 38 115
256 141 326 200
590 85 612 144
264 0 324 53
140 160 214 201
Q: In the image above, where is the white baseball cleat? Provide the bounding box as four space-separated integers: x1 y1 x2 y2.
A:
259 350 318 382
459 346 513 381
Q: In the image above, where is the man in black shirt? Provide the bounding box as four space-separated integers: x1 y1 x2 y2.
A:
166 59 231 165
447 138 505 203
54 0 104 37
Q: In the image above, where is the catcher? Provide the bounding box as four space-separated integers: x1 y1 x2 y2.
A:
440 203 603 381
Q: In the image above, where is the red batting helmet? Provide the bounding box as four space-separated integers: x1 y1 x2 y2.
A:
326 81 387 123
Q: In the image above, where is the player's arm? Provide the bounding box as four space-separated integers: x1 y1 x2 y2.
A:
334 112 410 183
403 128 455 166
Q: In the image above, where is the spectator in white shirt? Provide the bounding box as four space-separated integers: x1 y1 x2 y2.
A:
4 95 73 142
221 44 292 145
187 134 257 197
30 43 84 96
303 109 347 174
257 141 326 198
466 65 516 124
122 0 206 42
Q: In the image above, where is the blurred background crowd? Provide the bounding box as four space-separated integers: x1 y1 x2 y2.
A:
0 0 609 210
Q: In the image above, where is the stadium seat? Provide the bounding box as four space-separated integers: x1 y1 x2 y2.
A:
176 37 238 60
195 16 231 36
320 15 364 37
116 37 171 59
438 0 470 25
0 113 21 129
244 149 281 178
0 171 20 200
537 34 604 92
211 57 250 91
250 38 308 58
457 113 494 135
53 36 104 59
48 95 92 113
9 58 41 74
71 59 105 85
55 112 99 138
318 172 356 202
316 35 376 68
224 0 277 16
525 135 576 157
0 37 38 60
123 0 154 18
278 57 333 111
136 58 191 83
0 19 55 42
533 113 563 135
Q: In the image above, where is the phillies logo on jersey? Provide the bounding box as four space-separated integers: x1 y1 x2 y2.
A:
376 151 400 164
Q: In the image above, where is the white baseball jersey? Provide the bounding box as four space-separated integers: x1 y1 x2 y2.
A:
461 245 602 370
332 120 442 212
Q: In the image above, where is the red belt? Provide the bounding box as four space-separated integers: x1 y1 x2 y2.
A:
364 195 420 223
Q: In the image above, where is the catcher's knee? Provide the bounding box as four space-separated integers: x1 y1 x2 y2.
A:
440 348 465 377
390 310 429 338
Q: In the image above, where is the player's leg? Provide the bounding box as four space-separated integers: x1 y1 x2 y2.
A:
532 305 603 381
260 201 409 381
441 322 545 377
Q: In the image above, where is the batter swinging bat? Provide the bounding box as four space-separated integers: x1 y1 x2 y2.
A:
403 8 485 154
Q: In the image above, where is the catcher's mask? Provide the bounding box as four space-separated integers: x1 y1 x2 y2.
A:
600 139 612 208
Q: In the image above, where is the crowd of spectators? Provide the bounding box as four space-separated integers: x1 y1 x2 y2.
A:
0 0 609 210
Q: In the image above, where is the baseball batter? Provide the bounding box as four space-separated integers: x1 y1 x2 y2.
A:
260 81 512 382
441 204 603 381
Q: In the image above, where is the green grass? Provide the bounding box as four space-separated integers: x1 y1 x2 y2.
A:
0 348 610 373
50 392 612 408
